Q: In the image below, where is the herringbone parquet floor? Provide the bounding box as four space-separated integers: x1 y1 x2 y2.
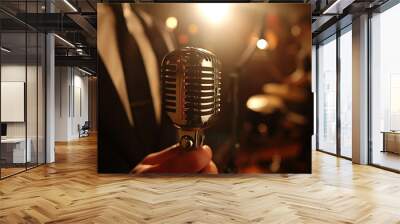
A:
1 135 400 223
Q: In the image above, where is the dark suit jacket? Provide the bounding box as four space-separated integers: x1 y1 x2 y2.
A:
98 4 177 173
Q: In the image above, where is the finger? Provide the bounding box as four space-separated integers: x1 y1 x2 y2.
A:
200 161 218 174
141 143 180 165
131 164 153 174
142 145 212 173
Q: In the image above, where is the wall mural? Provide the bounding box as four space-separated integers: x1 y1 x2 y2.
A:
97 3 312 174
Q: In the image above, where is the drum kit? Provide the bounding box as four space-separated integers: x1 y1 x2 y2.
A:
237 55 312 173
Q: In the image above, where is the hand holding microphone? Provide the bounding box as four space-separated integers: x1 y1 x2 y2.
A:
132 47 221 174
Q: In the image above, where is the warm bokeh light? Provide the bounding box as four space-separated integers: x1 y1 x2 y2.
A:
188 24 198 34
198 3 230 24
291 25 301 37
165 17 178 29
265 31 278 50
256 38 269 50
178 34 189 45
246 95 283 114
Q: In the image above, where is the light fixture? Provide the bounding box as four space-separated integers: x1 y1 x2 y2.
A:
165 17 178 29
198 3 231 24
54 34 75 48
256 39 268 50
63 0 78 12
1 47 11 53
77 67 93 76
322 0 354 15
76 49 84 55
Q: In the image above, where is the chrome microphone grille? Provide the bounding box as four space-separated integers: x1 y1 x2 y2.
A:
161 47 221 129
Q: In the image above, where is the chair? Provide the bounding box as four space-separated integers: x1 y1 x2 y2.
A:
79 121 90 138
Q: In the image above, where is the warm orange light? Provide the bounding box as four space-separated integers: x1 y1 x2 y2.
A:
165 17 178 29
188 24 198 34
291 25 301 37
178 34 189 45
265 31 278 50
246 95 283 114
246 95 268 112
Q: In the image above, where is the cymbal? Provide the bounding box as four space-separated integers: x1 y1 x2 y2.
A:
246 94 285 114
262 83 307 102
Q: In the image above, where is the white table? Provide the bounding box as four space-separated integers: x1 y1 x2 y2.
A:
1 138 31 163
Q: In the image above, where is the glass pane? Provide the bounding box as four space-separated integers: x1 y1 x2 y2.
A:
38 33 45 165
312 45 317 151
1 31 28 177
27 31 38 169
339 29 352 158
371 4 400 171
317 37 337 154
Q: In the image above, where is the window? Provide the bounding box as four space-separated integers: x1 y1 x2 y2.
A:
370 2 400 171
339 28 352 158
317 36 337 154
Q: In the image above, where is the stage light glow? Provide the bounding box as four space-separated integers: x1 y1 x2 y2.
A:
198 3 230 24
165 17 178 29
256 38 269 50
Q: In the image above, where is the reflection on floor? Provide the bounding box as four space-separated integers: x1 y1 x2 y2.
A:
0 167 25 178
373 150 400 171
0 163 42 178
0 135 400 223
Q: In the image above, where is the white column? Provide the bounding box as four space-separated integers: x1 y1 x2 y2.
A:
352 14 369 164
46 32 55 163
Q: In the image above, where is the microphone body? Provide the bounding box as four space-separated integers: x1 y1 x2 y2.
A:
161 47 222 149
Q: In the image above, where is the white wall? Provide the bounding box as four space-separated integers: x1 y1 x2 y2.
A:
55 67 89 141
1 65 37 138
1 64 46 164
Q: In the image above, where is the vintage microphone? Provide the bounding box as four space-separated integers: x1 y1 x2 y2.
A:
161 47 222 149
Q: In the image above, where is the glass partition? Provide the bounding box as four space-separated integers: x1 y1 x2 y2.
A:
0 1 46 179
38 32 45 165
317 35 337 154
1 31 28 177
27 30 38 169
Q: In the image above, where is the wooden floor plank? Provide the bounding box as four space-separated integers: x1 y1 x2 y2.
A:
0 135 400 223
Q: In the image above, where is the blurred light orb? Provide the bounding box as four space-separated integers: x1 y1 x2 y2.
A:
178 34 189 45
198 3 230 24
291 25 301 37
188 24 198 34
165 17 178 29
256 38 269 50
266 31 278 50
246 94 283 114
